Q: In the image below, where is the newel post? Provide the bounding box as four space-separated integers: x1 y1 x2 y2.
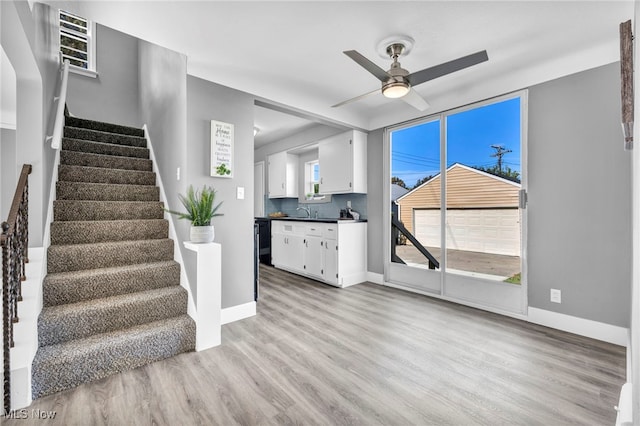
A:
183 242 222 350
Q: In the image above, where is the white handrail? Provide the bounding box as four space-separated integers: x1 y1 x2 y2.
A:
47 59 70 150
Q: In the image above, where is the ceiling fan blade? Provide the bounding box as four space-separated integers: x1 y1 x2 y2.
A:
343 50 391 82
331 88 380 108
401 87 430 111
406 50 488 86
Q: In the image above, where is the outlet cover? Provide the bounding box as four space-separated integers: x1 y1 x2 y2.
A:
550 289 562 303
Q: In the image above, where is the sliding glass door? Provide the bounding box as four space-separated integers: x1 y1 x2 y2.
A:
385 92 527 314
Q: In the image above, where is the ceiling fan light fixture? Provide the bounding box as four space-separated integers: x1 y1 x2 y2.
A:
382 81 410 98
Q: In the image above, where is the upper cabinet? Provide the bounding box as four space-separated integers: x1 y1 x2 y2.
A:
318 130 367 194
268 151 298 198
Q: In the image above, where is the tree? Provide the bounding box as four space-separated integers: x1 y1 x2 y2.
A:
391 176 408 189
474 165 520 183
413 175 435 189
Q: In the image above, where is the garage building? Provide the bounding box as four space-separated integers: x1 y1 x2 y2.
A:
396 163 521 256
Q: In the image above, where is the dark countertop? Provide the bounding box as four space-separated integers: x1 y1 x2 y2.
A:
255 217 367 224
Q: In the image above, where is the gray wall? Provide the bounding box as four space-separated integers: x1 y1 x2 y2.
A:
365 63 631 327
366 128 384 275
1 1 59 246
528 62 631 327
0 128 17 220
67 24 140 127
186 75 255 308
137 40 191 290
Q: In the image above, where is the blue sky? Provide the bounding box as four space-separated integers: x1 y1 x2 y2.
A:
391 97 521 188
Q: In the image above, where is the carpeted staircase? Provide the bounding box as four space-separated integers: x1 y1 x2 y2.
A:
31 116 195 399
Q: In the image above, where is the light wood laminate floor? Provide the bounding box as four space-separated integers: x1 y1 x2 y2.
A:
7 265 625 425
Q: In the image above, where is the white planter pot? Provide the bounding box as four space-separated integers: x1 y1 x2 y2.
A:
190 225 214 243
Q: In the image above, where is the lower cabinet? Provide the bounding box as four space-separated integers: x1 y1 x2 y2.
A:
271 220 367 287
271 232 304 273
304 234 324 279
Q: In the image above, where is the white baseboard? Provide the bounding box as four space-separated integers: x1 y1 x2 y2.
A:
221 301 256 325
366 271 384 284
528 307 628 346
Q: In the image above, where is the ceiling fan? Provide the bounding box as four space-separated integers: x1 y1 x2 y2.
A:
333 39 488 111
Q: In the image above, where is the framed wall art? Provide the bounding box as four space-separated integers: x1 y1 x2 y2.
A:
210 120 234 178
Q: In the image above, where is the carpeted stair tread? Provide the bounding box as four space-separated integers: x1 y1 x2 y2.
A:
62 138 149 159
38 286 188 347
53 200 164 221
32 315 195 399
65 116 144 137
56 181 159 201
51 219 168 245
64 126 146 148
43 261 180 306
47 239 174 273
58 164 156 186
60 150 152 172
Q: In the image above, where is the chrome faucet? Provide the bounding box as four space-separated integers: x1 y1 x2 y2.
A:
296 206 311 218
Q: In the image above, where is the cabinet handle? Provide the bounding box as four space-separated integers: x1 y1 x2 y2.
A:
281 183 284 189
320 177 323 184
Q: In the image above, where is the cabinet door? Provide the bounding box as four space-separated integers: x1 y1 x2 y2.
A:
268 152 286 198
324 238 339 285
304 235 324 278
284 234 305 272
319 133 352 194
271 233 287 267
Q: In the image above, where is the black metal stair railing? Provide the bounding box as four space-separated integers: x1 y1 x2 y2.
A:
1 164 32 414
391 213 439 270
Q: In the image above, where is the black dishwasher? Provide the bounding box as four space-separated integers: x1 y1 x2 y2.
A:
255 218 272 265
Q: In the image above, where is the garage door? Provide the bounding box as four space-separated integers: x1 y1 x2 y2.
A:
414 209 520 256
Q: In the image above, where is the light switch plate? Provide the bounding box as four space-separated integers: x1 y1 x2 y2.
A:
236 186 245 200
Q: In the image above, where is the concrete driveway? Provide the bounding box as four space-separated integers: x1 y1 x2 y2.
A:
395 244 521 280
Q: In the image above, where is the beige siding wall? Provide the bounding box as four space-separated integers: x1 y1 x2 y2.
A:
397 165 519 234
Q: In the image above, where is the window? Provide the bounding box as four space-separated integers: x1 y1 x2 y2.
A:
305 160 320 198
59 10 96 75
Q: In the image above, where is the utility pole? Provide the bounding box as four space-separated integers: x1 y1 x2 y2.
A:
490 145 512 173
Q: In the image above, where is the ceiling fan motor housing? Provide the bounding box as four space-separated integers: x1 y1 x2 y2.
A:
382 60 410 98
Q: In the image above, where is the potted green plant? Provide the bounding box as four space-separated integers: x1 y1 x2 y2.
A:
165 185 223 243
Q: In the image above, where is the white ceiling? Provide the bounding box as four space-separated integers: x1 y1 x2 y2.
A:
253 105 319 148
45 1 633 135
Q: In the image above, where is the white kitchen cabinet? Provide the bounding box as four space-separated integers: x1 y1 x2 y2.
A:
323 236 338 286
271 220 367 288
318 130 367 194
271 221 305 272
303 235 324 279
268 151 298 198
